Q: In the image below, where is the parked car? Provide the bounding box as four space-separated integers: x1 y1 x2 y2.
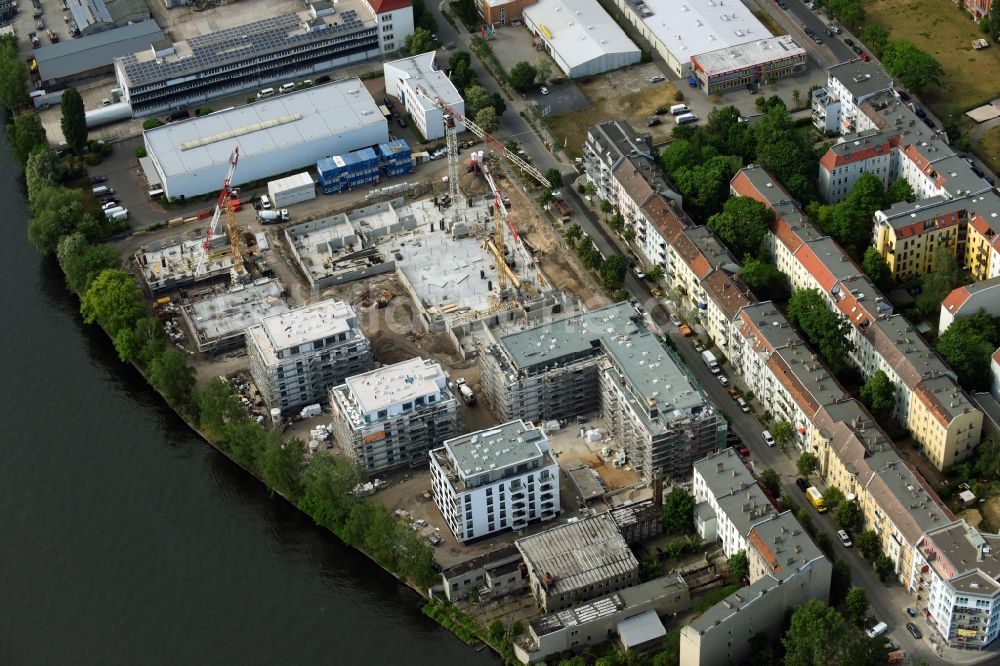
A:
746 82 758 94
316 75 331 84
906 607 918 617
972 165 985 178
727 387 740 400
90 175 107 184
398 116 407 128
859 51 870 62
646 117 661 127
906 622 922 639
717 374 730 387
648 75 665 83
852 44 864 54
914 107 927 119
795 478 809 492
737 446 749 456
837 529 853 547
539 86 549 95
655 106 669 115
738 398 750 413
259 194 272 210
867 621 888 639
812 34 823 44
669 313 682 327
632 265 645 279
896 90 910 102
924 117 936 128
762 430 775 447
844 38 855 47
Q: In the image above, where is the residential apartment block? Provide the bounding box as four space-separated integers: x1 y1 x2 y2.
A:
329 357 460 473
583 120 680 213
911 521 1000 650
480 302 726 482
246 299 372 411
516 513 639 612
430 420 559 542
692 449 777 556
732 165 983 470
940 276 1000 333
681 511 830 666
811 59 893 135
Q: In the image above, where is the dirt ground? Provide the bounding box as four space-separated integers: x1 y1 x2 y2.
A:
490 168 606 308
546 417 642 492
546 77 682 159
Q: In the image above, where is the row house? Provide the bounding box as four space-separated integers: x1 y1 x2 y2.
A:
940 276 1000 333
692 449 777 557
732 165 983 470
818 129 899 203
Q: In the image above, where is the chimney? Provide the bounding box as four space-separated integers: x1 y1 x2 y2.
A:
653 469 664 509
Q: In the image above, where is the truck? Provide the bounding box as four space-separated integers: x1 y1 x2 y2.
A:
553 198 571 220
453 378 475 405
257 209 289 224
701 350 720 374
806 486 828 513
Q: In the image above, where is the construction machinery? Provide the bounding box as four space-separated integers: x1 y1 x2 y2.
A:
195 147 244 280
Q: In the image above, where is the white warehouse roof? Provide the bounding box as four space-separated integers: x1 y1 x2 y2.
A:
144 78 383 180
523 0 640 76
633 0 770 61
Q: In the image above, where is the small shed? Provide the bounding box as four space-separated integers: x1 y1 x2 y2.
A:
617 609 666 652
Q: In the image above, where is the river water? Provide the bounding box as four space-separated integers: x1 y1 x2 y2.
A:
0 134 491 665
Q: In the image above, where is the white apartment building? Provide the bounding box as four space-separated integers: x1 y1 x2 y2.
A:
246 299 372 411
383 50 464 141
911 521 1000 649
369 0 414 55
692 449 777 557
430 420 560 542
329 357 460 473
817 129 898 203
811 59 893 135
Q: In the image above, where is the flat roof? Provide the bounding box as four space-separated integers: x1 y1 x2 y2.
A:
144 79 384 179
256 298 359 353
623 0 771 61
923 522 1000 597
444 420 548 478
693 35 805 75
184 278 288 346
517 513 638 597
383 51 463 112
343 357 448 416
694 449 776 537
618 608 665 649
116 4 374 87
33 20 164 81
828 59 894 100
565 464 606 501
523 0 640 71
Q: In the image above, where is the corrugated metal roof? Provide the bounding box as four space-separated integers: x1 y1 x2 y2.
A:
33 20 163 81
617 609 665 648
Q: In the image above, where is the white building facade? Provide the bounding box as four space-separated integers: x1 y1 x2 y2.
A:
329 357 461 473
383 50 464 140
430 420 560 542
246 299 372 411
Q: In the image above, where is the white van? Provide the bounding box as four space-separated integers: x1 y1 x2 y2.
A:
148 188 164 199
279 82 295 94
866 622 888 639
669 103 690 115
256 88 275 100
675 113 698 125
92 185 113 196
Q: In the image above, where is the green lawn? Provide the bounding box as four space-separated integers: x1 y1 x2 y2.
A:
865 0 1000 116
975 124 1000 175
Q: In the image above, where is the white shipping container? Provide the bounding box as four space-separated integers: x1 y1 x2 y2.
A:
267 172 316 208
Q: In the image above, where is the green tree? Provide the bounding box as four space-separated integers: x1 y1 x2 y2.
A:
991 0 1000 42
874 554 894 582
259 437 305 499
58 237 120 295
652 629 681 666
844 586 868 626
116 316 165 367
474 106 499 133
59 87 88 154
823 486 845 510
148 348 196 408
797 451 819 478
194 377 246 438
544 168 562 188
509 61 538 93
773 420 794 446
453 0 477 22
8 112 48 166
828 0 865 29
707 196 772 259
860 370 896 422
728 550 749 584
463 83 494 118
80 269 145 336
641 553 661 581
490 91 506 118
0 40 28 112
404 27 435 56
28 186 87 256
25 148 60 203
576 236 602 270
787 288 854 371
783 598 884 666
564 223 582 246
412 0 438 33
887 177 916 205
836 500 862 531
917 248 966 316
882 41 944 94
600 255 628 293
936 312 999 391
298 455 366 530
661 487 695 534
830 558 852 606
973 437 1000 479
855 530 880 560
447 50 475 91
760 468 782 496
861 248 893 292
739 258 789 302
861 24 890 57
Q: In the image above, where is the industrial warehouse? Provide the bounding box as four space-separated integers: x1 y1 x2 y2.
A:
141 80 388 200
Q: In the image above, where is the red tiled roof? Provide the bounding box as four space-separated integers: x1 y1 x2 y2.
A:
747 529 780 575
767 354 820 418
703 269 754 320
368 0 411 12
772 214 805 253
793 245 839 292
941 286 971 314
819 140 895 172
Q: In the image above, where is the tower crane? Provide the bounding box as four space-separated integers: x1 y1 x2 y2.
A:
195 146 243 279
